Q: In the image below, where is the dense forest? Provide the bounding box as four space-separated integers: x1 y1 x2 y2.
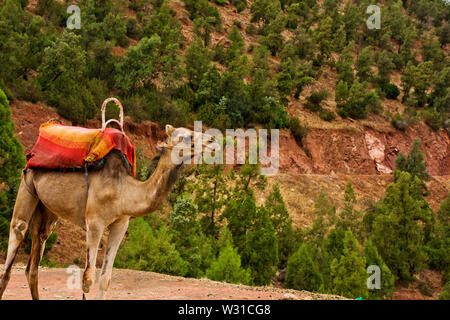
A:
0 0 449 299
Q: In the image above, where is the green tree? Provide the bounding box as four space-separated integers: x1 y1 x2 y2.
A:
250 0 280 26
265 184 296 268
305 189 336 245
376 51 395 85
241 206 278 285
440 281 450 300
371 172 432 280
401 61 433 107
37 31 97 123
191 163 229 236
425 194 450 272
336 43 355 85
115 218 188 276
169 194 214 277
226 26 245 64
285 243 324 292
206 243 251 285
330 231 368 299
394 138 429 181
185 36 211 91
335 80 349 104
338 182 361 239
356 46 373 82
0 89 26 250
314 16 333 60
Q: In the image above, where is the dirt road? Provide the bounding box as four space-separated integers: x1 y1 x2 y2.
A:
0 264 344 300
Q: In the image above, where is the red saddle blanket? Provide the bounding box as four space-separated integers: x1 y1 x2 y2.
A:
26 121 136 177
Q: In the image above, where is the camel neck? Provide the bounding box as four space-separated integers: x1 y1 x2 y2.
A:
139 149 182 214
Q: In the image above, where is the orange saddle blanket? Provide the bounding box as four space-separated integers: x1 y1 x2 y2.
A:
26 121 136 177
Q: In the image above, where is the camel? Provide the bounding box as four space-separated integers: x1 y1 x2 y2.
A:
0 124 217 300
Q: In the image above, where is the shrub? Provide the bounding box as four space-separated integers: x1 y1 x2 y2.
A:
307 89 330 105
439 281 450 300
126 18 143 39
206 244 251 285
245 23 258 36
232 0 247 13
11 78 42 103
319 110 335 122
422 108 442 131
382 83 400 100
289 117 308 147
233 20 242 29
214 0 227 6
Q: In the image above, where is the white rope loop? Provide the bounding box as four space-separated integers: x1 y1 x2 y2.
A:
101 97 124 133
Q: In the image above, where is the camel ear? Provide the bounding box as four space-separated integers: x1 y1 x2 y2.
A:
165 124 175 137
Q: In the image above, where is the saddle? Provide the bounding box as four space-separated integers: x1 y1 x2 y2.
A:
26 98 136 177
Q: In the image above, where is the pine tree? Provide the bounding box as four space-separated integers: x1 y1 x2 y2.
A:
169 194 214 277
115 218 188 276
335 80 349 104
336 43 355 85
241 207 279 286
371 172 432 280
206 243 251 285
356 46 373 82
285 243 323 292
376 51 395 85
395 138 429 181
425 194 450 273
330 231 368 299
338 182 361 239
265 184 295 268
0 89 26 250
185 36 211 91
307 189 336 244
191 163 229 237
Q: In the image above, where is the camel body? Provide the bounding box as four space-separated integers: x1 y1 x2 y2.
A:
0 125 212 300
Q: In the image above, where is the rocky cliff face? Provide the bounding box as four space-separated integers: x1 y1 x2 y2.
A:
278 125 449 176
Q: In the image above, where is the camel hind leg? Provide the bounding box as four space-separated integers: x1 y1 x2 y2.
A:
0 179 39 299
25 206 58 300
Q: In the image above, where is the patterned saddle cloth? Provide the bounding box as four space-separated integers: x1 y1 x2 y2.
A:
26 121 136 177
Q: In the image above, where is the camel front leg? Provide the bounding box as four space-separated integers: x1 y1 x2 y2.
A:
82 220 104 299
98 217 129 300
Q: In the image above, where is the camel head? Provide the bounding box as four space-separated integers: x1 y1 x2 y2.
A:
157 125 220 164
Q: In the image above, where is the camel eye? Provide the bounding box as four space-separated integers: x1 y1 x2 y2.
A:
182 135 190 144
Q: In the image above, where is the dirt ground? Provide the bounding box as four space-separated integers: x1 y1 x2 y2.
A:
0 264 345 300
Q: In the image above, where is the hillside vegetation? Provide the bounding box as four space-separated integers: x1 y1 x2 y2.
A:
0 0 449 300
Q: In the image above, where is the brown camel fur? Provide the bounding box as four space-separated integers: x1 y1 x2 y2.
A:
0 125 217 300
